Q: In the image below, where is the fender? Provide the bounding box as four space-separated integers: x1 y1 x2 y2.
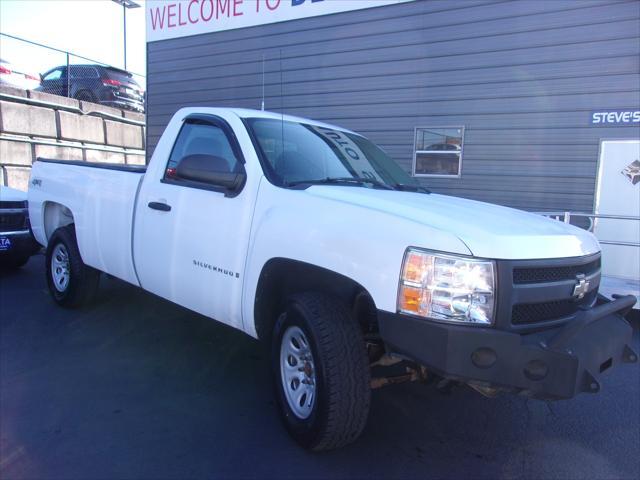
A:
241 179 471 338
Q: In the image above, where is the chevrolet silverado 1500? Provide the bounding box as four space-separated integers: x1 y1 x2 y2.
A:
28 108 638 451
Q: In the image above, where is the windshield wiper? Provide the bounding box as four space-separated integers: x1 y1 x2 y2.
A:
393 183 431 194
286 177 430 193
287 177 394 190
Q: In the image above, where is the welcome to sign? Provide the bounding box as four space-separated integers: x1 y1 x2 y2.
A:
147 0 414 42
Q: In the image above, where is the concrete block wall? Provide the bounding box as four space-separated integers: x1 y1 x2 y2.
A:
0 85 145 191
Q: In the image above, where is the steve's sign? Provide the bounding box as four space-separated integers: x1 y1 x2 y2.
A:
591 110 640 125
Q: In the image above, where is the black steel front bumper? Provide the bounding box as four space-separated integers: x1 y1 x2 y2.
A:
378 295 638 399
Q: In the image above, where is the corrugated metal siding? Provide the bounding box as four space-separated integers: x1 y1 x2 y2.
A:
146 0 640 212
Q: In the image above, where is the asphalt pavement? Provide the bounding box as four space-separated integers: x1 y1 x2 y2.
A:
1 254 639 480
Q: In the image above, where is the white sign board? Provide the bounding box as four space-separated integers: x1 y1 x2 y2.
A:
593 140 640 281
147 0 414 42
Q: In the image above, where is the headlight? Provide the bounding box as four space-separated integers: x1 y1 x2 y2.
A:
398 248 496 325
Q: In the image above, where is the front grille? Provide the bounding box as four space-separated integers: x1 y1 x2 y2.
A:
0 201 27 209
512 300 577 324
505 254 601 328
0 212 27 232
511 290 597 325
513 258 601 284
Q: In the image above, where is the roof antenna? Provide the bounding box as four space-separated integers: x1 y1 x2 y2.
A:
261 53 266 111
280 49 284 161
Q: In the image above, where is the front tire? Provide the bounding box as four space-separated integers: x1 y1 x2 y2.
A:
272 292 371 451
45 225 100 307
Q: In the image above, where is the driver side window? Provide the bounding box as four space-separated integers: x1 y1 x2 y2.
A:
165 121 241 180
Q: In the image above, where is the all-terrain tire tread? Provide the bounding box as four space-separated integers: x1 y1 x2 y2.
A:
290 292 371 451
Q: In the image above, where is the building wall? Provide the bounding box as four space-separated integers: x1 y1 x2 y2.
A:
146 0 640 212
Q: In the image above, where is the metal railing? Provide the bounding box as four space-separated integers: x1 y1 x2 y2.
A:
538 211 640 247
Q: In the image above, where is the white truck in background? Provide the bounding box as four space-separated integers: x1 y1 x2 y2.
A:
28 108 638 451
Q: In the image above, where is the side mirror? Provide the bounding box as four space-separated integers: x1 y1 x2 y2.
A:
175 154 246 191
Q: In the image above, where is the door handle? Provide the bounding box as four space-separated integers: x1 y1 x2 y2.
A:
148 201 171 212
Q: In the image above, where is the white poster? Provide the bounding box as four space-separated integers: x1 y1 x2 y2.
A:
593 140 640 281
147 0 414 42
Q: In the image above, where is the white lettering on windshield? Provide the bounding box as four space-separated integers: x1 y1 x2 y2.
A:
311 126 384 182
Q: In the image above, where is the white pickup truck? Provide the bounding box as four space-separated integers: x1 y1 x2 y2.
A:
28 108 637 451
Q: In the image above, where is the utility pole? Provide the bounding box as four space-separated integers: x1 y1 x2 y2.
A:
111 0 141 71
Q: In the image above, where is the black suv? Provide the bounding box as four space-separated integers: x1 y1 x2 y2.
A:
38 64 144 113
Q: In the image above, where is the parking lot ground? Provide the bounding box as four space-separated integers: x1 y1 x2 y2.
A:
1 254 639 480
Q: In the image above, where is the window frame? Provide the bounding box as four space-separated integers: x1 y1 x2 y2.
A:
161 113 247 197
412 126 465 178
42 68 64 82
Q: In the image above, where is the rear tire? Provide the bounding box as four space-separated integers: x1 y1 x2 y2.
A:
74 90 96 103
0 255 29 270
272 292 371 451
45 225 99 308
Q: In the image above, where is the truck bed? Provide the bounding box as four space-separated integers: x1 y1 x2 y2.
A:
29 158 146 287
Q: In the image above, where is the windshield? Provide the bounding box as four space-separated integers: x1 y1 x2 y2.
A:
246 118 418 189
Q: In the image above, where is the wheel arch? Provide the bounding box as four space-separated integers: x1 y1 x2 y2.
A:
253 257 378 342
43 201 75 242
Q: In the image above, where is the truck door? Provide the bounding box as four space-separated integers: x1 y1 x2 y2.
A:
133 114 253 331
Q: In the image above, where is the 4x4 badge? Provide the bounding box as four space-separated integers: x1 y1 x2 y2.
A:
572 274 590 299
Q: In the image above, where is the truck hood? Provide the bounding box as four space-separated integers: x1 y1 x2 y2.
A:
307 187 600 260
0 185 27 202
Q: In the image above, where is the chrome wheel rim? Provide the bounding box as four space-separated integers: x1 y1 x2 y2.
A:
51 244 70 292
280 326 316 419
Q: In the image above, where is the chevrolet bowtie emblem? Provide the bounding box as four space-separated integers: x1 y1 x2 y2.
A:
572 274 590 299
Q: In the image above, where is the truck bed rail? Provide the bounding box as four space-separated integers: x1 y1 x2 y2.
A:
35 158 147 173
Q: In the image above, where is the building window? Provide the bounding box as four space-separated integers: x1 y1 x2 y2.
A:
413 127 464 177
